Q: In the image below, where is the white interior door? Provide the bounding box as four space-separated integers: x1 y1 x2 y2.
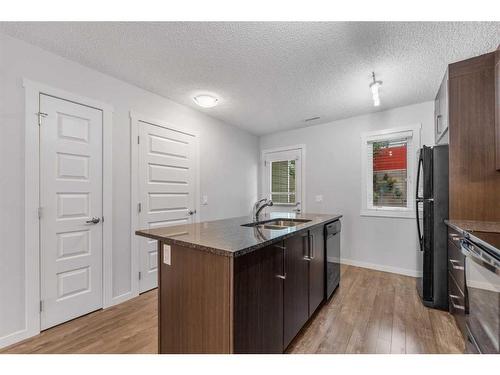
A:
40 94 103 330
137 120 197 293
262 148 303 214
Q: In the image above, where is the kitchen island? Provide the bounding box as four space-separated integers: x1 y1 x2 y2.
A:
136 212 342 354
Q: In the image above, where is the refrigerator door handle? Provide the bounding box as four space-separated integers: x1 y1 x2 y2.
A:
415 154 423 200
415 155 424 252
416 203 424 252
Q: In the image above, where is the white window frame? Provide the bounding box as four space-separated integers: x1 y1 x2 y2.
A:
261 145 306 212
360 124 421 219
269 158 297 206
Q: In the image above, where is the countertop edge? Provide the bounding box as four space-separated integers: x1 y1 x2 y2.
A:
444 220 500 256
136 214 342 258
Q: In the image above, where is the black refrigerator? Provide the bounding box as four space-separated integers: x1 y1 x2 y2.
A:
415 144 449 310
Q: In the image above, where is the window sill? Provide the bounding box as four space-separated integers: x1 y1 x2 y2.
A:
360 209 416 219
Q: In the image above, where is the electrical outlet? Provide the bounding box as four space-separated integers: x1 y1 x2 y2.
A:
163 244 171 265
315 195 323 202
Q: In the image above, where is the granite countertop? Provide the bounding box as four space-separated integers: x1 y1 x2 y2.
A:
136 212 342 257
445 219 500 234
445 219 500 257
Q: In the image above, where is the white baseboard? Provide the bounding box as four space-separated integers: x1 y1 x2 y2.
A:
108 290 138 308
0 327 38 350
339 257 422 278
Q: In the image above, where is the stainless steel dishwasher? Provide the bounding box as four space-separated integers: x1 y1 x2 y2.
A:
325 220 341 299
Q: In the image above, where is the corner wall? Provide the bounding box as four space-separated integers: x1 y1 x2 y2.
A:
259 101 435 276
0 33 259 347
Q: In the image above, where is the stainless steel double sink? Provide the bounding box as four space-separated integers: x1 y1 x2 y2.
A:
241 218 311 230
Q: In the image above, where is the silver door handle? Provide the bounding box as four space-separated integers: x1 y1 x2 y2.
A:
187 209 197 216
85 217 101 224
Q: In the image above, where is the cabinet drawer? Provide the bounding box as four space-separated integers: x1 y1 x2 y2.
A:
448 240 465 293
448 271 466 338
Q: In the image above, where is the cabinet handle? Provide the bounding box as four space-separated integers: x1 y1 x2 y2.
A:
276 243 287 280
449 259 464 271
302 235 311 261
436 114 442 133
310 234 315 259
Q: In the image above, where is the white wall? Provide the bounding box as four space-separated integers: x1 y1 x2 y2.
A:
0 33 259 345
260 101 435 277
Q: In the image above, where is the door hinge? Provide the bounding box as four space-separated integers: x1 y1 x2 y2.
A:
40 300 43 312
138 202 142 213
37 112 48 126
137 135 140 144
264 160 267 167
138 271 142 280
37 207 43 219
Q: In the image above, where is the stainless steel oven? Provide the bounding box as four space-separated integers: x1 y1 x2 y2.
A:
461 238 500 354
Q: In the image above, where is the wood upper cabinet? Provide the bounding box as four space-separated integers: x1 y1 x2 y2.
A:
233 242 284 354
495 49 500 171
435 71 449 145
449 51 500 221
308 225 325 316
283 231 310 349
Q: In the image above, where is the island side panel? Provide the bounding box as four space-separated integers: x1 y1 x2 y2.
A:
157 241 233 353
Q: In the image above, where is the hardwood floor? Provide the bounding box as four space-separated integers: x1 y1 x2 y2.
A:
1 265 464 354
1 289 158 354
287 265 465 354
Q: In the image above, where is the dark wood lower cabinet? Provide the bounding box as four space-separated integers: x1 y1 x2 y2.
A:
447 227 467 339
233 243 284 354
283 232 311 349
308 226 325 316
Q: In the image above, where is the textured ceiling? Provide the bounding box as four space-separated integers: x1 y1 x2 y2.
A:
1 22 499 135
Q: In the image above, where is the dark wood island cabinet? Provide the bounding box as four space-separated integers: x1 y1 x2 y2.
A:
136 213 342 354
233 242 284 353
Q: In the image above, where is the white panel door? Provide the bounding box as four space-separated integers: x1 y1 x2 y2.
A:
262 148 303 214
138 121 197 293
40 94 103 330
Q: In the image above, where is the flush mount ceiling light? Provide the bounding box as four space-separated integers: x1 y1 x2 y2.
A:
369 72 383 107
193 94 219 108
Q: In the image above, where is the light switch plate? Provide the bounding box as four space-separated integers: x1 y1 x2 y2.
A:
202 195 208 205
315 195 323 202
163 244 171 265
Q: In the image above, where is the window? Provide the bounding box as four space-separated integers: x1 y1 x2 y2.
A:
372 139 408 208
262 146 303 210
361 125 420 218
270 160 296 204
